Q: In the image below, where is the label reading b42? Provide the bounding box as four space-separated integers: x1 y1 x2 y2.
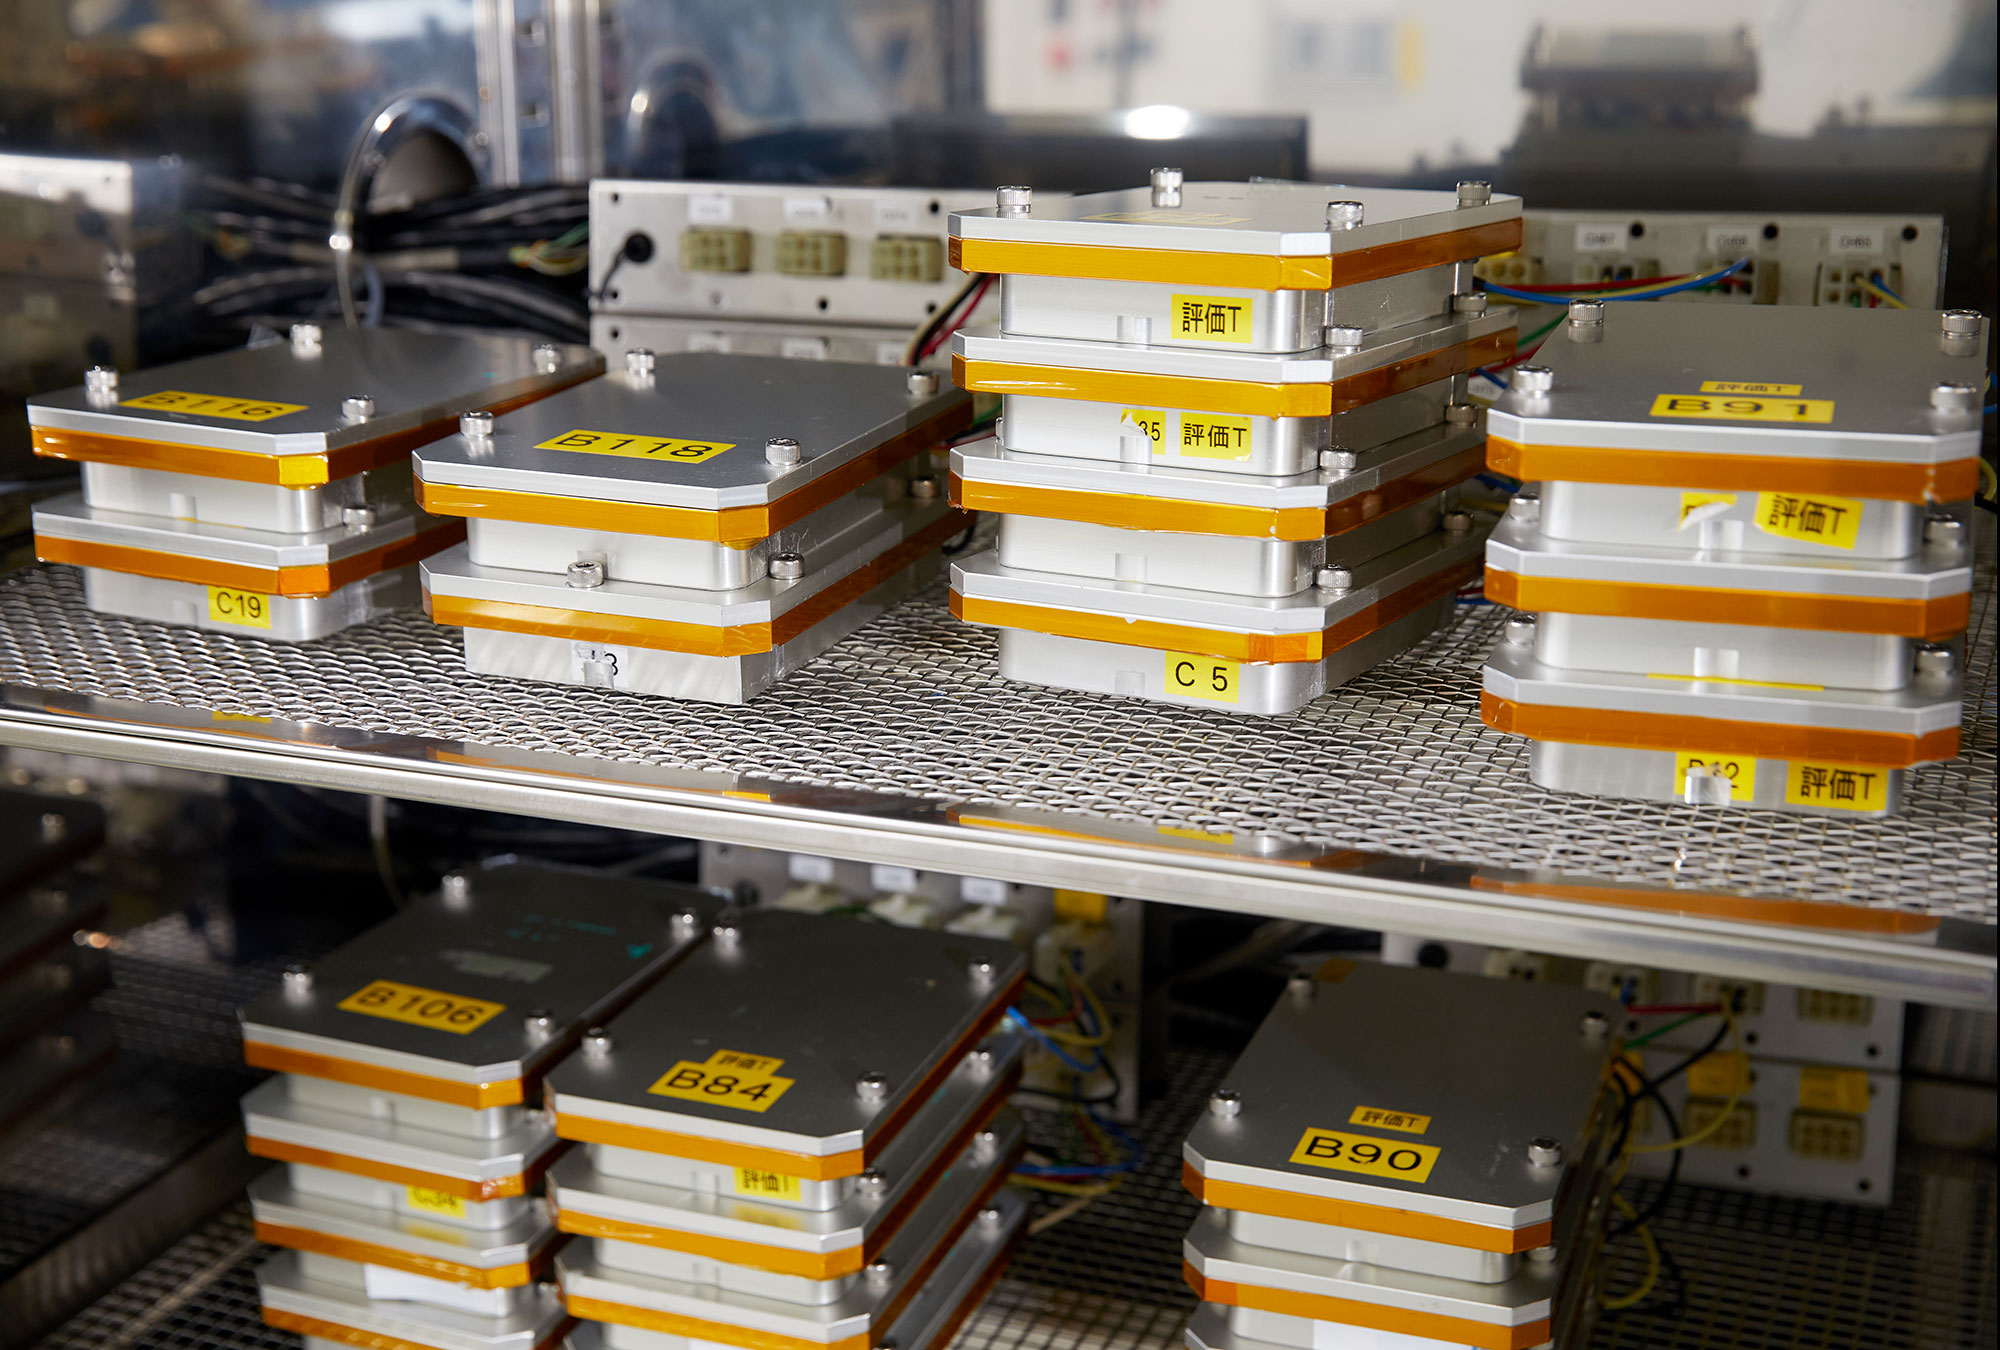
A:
1170 294 1253 344
536 429 735 463
1673 751 1756 803
1289 1127 1439 1183
336 980 506 1034
648 1049 795 1113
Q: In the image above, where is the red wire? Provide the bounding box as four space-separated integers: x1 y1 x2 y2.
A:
919 275 993 361
1494 272 1692 293
1625 1002 1724 1015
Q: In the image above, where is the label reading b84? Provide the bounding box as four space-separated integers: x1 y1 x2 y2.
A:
648 1048 794 1112
537 428 735 463
1165 652 1239 704
1289 1127 1439 1183
336 980 506 1034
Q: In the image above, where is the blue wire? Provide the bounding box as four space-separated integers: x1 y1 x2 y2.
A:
1477 367 1510 389
1867 275 1906 304
1479 257 1751 306
1005 1008 1102 1075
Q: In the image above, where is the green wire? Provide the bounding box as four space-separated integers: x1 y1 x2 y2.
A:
1623 1009 1714 1050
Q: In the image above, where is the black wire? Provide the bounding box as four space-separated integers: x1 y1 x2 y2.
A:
1608 1073 1682 1238
591 252 626 305
940 513 981 556
907 272 986 363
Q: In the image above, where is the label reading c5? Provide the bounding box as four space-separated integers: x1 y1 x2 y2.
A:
1650 394 1834 424
648 1048 794 1113
406 1186 469 1218
1170 294 1254 344
121 390 307 421
336 980 505 1034
1754 491 1863 550
537 429 735 463
1785 761 1890 812
1165 652 1240 704
1674 751 1757 803
1348 1106 1431 1135
207 585 272 629
733 1167 804 1201
1289 1128 1439 1184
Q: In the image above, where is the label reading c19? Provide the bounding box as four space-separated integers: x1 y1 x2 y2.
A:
336 980 506 1035
1785 761 1890 812
536 429 735 463
648 1048 795 1113
1289 1127 1439 1184
1754 491 1863 550
121 390 307 421
207 585 272 630
1649 394 1834 424
406 1186 469 1218
733 1167 804 1201
1673 751 1757 803
1169 294 1253 344
1165 652 1240 704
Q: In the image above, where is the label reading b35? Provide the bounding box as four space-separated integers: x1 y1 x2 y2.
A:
1170 294 1253 344
536 429 735 463
648 1048 794 1112
1165 652 1239 704
336 980 506 1034
1650 393 1834 424
733 1167 804 1201
207 585 272 629
1785 761 1890 812
1289 1127 1439 1183
1674 751 1757 803
1754 491 1862 550
121 390 307 421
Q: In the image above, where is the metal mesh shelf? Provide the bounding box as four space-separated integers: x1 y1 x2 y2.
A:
33 1049 1997 1350
1 555 1993 1005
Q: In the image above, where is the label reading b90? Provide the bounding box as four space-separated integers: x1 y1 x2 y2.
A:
1165 652 1239 704
336 980 505 1034
1289 1127 1439 1184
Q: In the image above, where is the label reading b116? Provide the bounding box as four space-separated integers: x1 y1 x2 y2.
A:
121 390 307 421
648 1049 795 1113
336 980 506 1034
1289 1127 1439 1183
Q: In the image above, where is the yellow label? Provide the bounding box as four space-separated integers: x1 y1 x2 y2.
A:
1649 393 1834 424
406 1186 469 1218
1648 673 1824 692
1348 1106 1431 1136
648 1048 794 1113
1753 492 1863 550
1784 761 1891 812
1700 381 1803 396
1175 413 1255 461
1052 889 1110 924
120 390 306 421
1170 294 1254 344
1797 1067 1871 1116
1685 1051 1749 1098
336 980 505 1035
1673 751 1758 802
1289 1128 1439 1184
733 1167 805 1201
536 428 735 463
1165 652 1240 704
1678 491 1738 523
1120 408 1166 449
211 711 272 724
207 585 273 629
1158 825 1234 843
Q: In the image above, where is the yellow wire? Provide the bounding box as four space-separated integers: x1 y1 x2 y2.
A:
1598 1194 1662 1311
1010 1175 1114 1196
1630 1003 1744 1154
1035 968 1116 1049
1979 457 1997 501
1857 278 1908 309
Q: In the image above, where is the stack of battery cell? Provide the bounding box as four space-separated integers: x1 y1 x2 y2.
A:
238 862 716 1350
1481 304 1985 817
27 326 601 642
414 352 973 702
943 174 1520 714
546 909 1029 1350
1182 963 1617 1350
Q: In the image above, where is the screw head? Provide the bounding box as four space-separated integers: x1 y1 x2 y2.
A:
1452 292 1488 317
290 322 323 353
864 1260 893 1287
995 185 1032 215
1442 509 1474 533
765 436 804 467
1513 365 1554 395
1580 1009 1609 1038
523 1009 555 1039
1568 299 1606 326
1924 513 1966 549
712 921 742 944
341 395 375 422
1505 493 1541 526
38 811 65 843
624 347 657 379
1324 324 1365 352
906 369 939 398
341 505 376 530
856 1072 890 1103
281 963 313 993
1325 200 1365 230
978 1205 1003 1229
1940 310 1983 338
1444 401 1480 427
1527 1136 1564 1168
1287 972 1315 1000
1503 613 1538 646
1930 382 1978 413
439 872 472 906
857 1168 887 1194
1210 1089 1243 1118
1456 180 1493 207
909 475 940 502
973 1128 1001 1162
459 410 494 440
83 365 119 396
1319 448 1359 474
1914 643 1956 679
1314 565 1353 595
566 559 606 589
583 1027 613 1058
967 958 997 987
533 343 562 373
768 552 805 582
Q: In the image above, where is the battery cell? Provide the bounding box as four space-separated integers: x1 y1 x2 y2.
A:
1536 480 1940 562
79 459 414 535
1526 741 1909 819
949 179 1522 353
30 328 602 532
1530 613 1922 693
258 1250 571 1350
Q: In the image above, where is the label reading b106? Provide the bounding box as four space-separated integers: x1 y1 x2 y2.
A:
1289 1127 1439 1183
336 980 506 1034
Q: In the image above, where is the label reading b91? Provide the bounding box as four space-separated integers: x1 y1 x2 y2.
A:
536 428 735 463
1649 393 1834 424
336 980 506 1034
1289 1127 1439 1184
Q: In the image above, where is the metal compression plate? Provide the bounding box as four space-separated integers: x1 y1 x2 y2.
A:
546 909 1023 1159
1185 963 1615 1229
0 788 104 899
1485 306 1988 460
412 355 968 510
33 492 434 568
29 329 601 457
951 180 1519 256
238 861 717 1091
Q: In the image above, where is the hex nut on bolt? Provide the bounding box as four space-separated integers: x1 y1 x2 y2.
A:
290 322 323 353
1315 565 1353 595
857 1169 887 1194
1924 514 1965 549
1319 449 1358 474
967 958 997 987
523 1010 555 1038
1581 1010 1609 1038
856 1072 890 1103
566 560 606 589
342 506 376 529
865 1261 893 1287
1287 972 1315 1000
281 963 313 993
1324 324 1364 352
625 347 657 378
583 1028 613 1058
1503 613 1537 647
712 921 742 944
1210 1089 1243 1118
979 1205 1003 1228
38 812 65 843
973 1128 1001 1162
768 552 805 582
909 475 939 502
1444 401 1479 427
995 185 1032 216
1513 365 1554 394
1452 292 1487 317
1506 493 1541 525
84 366 119 398
439 872 471 905
1915 643 1956 679
765 437 803 467
1527 1136 1564 1168
460 410 494 440
906 369 939 398
1930 382 1978 413
342 395 375 422
1325 200 1365 230
1456 180 1492 207
1442 509 1474 533
534 343 562 373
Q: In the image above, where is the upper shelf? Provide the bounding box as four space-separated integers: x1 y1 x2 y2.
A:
0 557 1991 1008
